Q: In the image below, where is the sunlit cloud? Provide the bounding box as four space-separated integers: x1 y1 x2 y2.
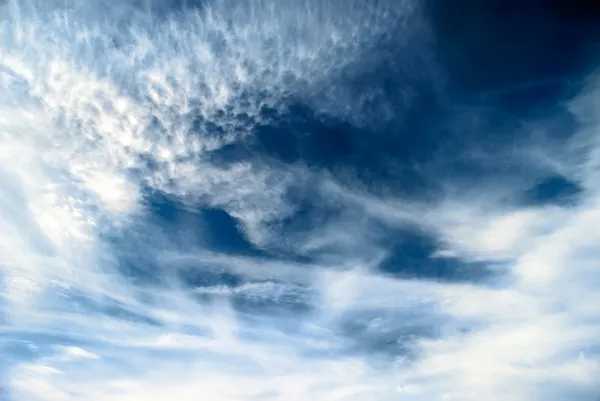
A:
1 0 600 400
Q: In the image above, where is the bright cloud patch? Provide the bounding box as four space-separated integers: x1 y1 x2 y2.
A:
1 0 599 400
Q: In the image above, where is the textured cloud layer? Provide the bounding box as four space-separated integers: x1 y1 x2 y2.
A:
1 1 599 400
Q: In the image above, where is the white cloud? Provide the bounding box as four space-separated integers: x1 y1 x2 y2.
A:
55 346 100 361
1 1 600 401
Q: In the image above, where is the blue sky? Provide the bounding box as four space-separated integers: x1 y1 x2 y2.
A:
1 0 600 400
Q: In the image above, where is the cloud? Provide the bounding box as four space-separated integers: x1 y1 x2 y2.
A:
1 1 600 401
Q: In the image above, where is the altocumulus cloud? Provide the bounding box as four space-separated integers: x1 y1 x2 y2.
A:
0 0 599 400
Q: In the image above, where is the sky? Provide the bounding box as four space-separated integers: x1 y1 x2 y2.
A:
1 0 600 400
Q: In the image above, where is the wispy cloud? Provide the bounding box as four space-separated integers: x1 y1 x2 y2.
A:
1 0 599 400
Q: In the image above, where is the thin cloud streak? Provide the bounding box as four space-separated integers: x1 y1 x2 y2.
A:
1 1 599 400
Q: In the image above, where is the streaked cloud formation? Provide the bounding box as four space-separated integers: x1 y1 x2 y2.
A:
1 0 599 400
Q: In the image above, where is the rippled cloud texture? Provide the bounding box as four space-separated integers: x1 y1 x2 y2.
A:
1 0 600 400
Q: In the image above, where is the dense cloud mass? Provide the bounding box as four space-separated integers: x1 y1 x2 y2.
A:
1 0 600 400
